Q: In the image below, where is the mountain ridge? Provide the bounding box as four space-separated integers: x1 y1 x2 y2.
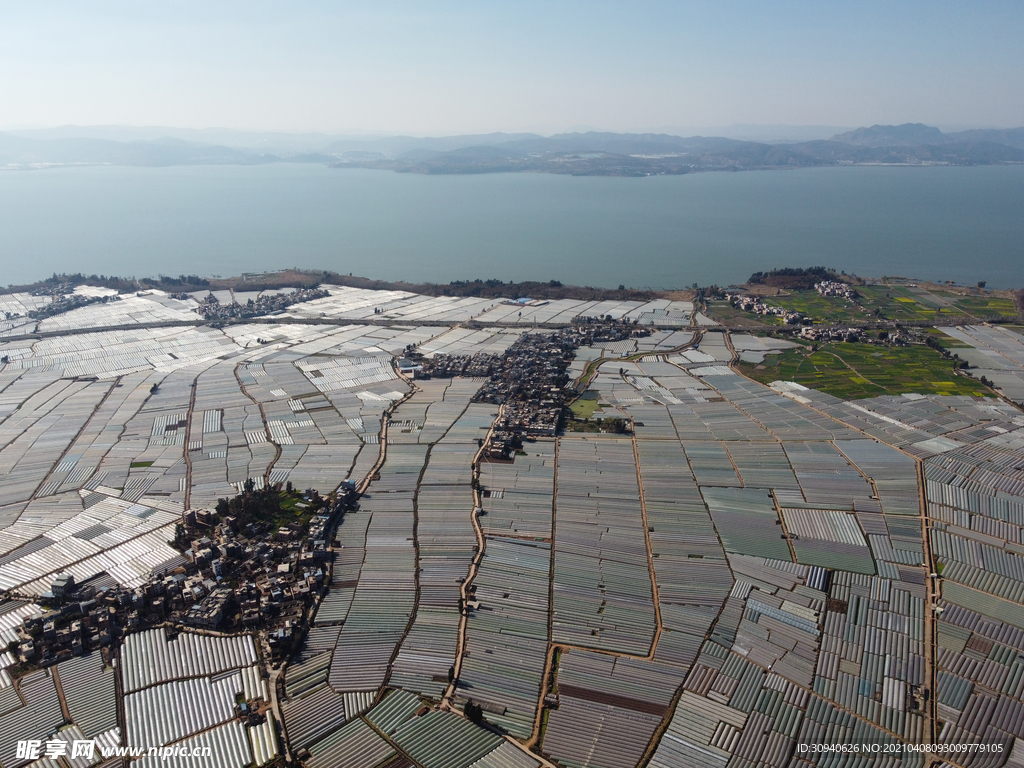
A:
829 122 1024 150
2 123 1022 174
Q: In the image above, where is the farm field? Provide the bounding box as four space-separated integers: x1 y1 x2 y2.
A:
4 278 1024 768
946 293 1019 317
568 389 602 419
753 284 1020 326
737 341 993 399
708 285 960 327
774 285 951 323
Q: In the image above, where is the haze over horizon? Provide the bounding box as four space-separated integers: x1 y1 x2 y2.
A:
2 1 1022 136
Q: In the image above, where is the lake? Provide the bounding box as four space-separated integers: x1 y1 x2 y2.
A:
0 164 1022 289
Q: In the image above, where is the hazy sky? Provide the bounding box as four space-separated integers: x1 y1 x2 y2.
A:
2 1 1022 135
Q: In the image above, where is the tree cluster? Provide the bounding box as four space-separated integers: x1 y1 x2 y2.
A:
140 274 211 289
922 335 970 369
213 482 323 528
748 266 837 289
695 284 727 302
463 699 485 725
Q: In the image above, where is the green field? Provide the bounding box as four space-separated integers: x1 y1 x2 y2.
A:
709 286 945 326
764 291 863 322
770 285 954 324
854 286 948 322
569 390 602 419
738 342 993 399
949 295 1018 317
711 284 1018 330
768 285 1020 325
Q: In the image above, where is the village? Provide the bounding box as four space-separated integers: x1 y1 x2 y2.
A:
6 483 357 673
413 319 650 457
727 292 807 324
194 286 331 321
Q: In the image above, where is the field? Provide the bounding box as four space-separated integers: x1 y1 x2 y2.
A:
737 341 994 399
773 285 952 323
568 390 602 419
708 286 953 327
751 285 1019 326
7 271 1024 768
947 294 1018 317
764 290 864 322
704 299 779 329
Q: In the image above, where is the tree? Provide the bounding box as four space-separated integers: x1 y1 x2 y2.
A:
978 281 987 289
464 699 484 725
172 522 189 551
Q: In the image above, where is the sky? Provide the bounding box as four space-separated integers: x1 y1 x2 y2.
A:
1 1 1022 136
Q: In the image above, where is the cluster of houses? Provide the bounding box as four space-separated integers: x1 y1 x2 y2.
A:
413 322 647 458
416 353 498 379
728 293 805 324
194 286 329 321
13 573 122 664
797 326 863 343
814 280 858 299
481 323 648 457
27 292 113 320
10 491 350 670
797 326 911 345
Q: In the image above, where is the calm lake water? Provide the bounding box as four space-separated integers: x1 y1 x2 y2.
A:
0 164 1022 289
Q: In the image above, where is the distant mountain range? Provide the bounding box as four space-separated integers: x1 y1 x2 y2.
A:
0 133 287 167
830 123 1024 149
2 123 1022 175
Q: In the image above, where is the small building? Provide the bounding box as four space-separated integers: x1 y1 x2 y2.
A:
183 586 234 630
52 573 75 602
